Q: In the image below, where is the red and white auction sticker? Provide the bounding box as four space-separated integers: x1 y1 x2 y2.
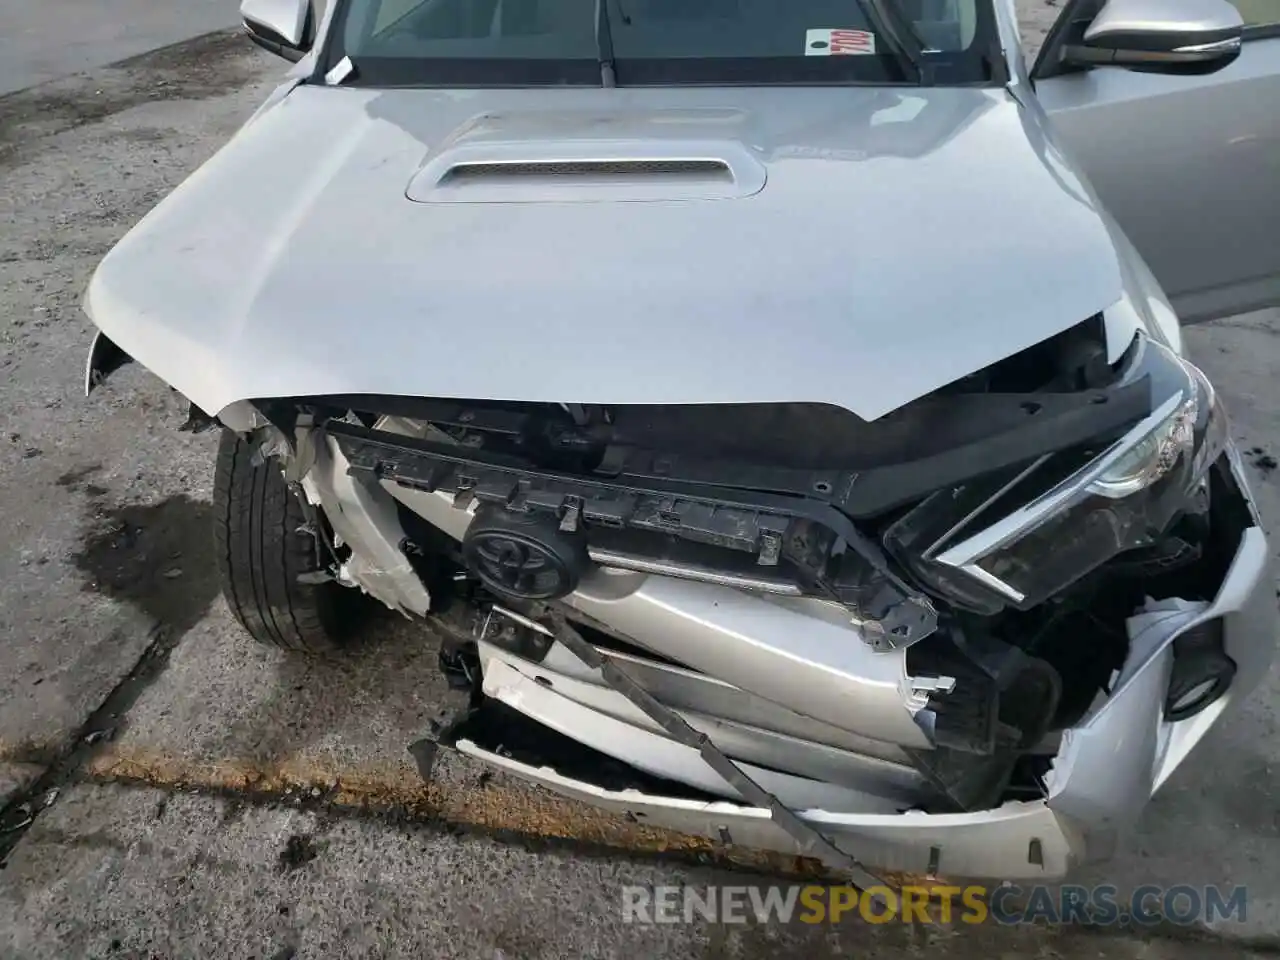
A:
804 28 877 56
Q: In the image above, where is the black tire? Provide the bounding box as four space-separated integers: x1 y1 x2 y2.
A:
213 428 360 655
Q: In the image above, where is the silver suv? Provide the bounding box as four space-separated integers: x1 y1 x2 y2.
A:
83 0 1279 882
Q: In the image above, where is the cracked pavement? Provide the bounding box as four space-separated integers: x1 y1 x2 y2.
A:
1 6 1278 959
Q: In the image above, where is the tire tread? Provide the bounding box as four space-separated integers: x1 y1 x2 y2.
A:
213 429 345 655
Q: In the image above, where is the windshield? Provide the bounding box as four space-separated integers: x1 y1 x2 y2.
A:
327 0 1002 86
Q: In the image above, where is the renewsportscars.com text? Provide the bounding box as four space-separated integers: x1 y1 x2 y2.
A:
621 884 1247 926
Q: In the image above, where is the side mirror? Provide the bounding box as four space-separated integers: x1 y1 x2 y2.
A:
1064 0 1244 74
241 0 314 63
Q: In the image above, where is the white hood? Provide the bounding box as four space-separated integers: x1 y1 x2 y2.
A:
85 83 1126 421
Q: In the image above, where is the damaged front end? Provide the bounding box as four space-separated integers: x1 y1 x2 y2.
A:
128 315 1276 879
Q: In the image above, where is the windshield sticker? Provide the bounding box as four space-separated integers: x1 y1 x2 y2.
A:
805 28 877 56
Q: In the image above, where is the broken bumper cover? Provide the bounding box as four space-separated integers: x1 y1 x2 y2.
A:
452 479 1275 880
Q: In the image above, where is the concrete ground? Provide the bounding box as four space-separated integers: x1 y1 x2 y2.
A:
0 4 1277 959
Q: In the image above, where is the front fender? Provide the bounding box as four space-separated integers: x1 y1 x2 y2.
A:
84 330 218 433
84 329 133 396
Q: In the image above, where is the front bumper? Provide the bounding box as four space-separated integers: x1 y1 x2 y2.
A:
451 452 1276 880
184 399 1274 880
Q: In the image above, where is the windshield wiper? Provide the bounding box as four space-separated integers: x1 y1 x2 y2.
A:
595 0 617 87
854 0 935 84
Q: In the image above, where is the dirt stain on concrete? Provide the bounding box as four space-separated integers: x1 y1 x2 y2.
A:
56 464 104 491
0 30 270 168
277 833 319 871
0 495 225 854
86 745 835 879
70 494 218 638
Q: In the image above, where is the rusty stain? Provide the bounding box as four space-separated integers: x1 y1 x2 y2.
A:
26 743 942 889
86 746 840 878
85 747 940 889
0 739 61 767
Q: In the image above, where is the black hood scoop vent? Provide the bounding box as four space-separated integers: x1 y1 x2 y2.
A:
441 157 733 183
406 141 766 203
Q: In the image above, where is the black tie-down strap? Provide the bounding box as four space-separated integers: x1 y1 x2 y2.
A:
547 614 888 896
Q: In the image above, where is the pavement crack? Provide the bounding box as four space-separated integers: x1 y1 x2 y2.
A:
0 494 223 857
1072 912 1280 955
0 621 185 863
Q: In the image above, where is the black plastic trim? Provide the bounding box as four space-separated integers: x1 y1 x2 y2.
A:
1030 0 1104 80
325 420 837 555
242 8 313 65
1165 618 1235 721
286 381 1152 519
321 419 942 645
247 30 306 63
1084 26 1239 53
314 375 1148 646
1243 23 1280 41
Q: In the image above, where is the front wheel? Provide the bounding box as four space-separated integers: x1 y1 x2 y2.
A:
212 429 363 655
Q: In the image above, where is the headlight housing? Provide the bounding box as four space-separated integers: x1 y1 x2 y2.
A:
1088 351 1223 499
905 335 1227 611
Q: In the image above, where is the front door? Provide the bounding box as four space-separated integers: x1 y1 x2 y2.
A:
1031 0 1280 323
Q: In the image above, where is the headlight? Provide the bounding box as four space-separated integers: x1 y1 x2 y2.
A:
1088 389 1195 499
1088 352 1220 499
924 335 1227 610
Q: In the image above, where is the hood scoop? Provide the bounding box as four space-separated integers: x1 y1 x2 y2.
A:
406 140 766 204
